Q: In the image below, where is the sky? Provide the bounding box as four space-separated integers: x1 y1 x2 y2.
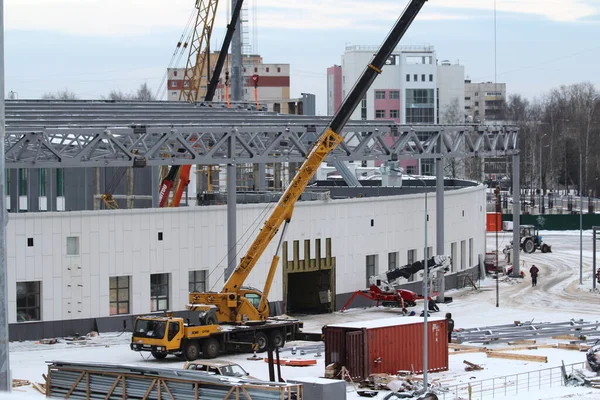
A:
4 0 600 115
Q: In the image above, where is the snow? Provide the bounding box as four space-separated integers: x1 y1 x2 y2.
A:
326 316 445 329
3 231 600 399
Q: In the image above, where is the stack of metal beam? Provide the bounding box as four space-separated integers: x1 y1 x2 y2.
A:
47 360 302 400
454 319 600 344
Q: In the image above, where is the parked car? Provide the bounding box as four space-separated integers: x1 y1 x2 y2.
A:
183 360 255 379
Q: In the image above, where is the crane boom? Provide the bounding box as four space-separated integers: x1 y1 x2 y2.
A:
222 0 428 293
205 0 244 101
189 0 429 324
180 0 220 102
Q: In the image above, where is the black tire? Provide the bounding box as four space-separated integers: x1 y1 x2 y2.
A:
269 330 285 349
151 351 167 360
183 340 200 361
202 338 220 359
523 239 535 254
541 244 550 253
254 331 269 353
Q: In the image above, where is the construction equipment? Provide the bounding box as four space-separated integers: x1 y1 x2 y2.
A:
132 0 428 361
100 167 129 209
158 0 244 207
340 255 451 313
503 224 552 254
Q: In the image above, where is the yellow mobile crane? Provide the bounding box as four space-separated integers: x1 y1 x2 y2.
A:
131 0 428 361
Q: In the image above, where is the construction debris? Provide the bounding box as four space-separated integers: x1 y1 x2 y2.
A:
463 360 483 371
12 379 30 388
486 351 548 363
35 338 58 345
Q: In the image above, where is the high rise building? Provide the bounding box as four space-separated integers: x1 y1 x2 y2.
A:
464 81 507 122
437 61 465 123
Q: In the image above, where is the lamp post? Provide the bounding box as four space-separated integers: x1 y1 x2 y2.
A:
580 152 583 285
406 173 430 389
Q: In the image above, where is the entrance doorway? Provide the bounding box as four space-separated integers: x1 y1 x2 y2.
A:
282 238 336 314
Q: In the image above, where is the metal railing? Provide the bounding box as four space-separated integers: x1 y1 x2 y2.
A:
438 362 585 399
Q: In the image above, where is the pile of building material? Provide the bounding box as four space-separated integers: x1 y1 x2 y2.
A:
46 360 303 400
453 319 600 344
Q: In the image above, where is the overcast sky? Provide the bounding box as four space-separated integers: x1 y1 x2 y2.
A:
5 0 600 114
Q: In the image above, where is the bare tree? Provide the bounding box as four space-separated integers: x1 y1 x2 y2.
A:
440 98 465 178
103 83 156 101
42 89 78 100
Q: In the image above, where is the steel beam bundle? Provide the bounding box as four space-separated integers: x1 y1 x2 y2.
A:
4 100 519 169
454 320 600 344
47 360 302 400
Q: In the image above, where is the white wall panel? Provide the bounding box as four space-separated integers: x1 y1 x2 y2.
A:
6 185 486 323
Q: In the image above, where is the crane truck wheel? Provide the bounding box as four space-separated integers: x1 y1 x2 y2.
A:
151 351 168 360
201 338 220 359
254 332 269 353
269 330 285 349
202 310 218 326
183 340 200 361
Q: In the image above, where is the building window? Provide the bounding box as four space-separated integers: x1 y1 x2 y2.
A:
66 236 79 255
406 165 417 174
266 67 270 73
171 91 177 96
27 238 34 247
389 90 399 99
421 74 426 82
361 96 367 120
366 255 378 287
389 110 399 118
16 281 41 322
388 252 398 271
277 67 281 73
461 240 467 270
375 110 386 118
243 67 246 72
254 67 258 73
429 74 433 82
465 97 471 101
451 242 457 273
407 249 416 281
475 92 479 96
413 74 418 81
189 270 207 292
150 273 170 312
406 74 410 82
405 89 435 123
469 238 474 267
109 276 130 315
375 91 385 100
171 81 177 88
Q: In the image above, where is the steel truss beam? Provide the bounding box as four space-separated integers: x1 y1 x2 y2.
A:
5 124 519 169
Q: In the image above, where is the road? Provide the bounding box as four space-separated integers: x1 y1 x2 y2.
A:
451 231 599 323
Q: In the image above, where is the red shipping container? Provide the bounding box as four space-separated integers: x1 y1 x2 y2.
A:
324 316 448 380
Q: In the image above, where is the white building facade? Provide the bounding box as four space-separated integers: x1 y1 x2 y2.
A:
437 61 465 123
7 184 486 339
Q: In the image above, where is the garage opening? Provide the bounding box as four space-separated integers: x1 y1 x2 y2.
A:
283 238 336 315
287 269 331 314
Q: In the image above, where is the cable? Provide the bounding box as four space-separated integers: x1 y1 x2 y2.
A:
155 7 198 99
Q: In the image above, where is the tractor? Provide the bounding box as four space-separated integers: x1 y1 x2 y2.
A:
503 225 552 254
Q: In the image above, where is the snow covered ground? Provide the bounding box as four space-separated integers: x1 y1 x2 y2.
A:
3 230 600 399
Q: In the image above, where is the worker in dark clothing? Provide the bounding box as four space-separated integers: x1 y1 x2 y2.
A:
445 313 454 343
530 264 540 287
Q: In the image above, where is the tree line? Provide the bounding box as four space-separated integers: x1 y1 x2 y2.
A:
506 82 600 197
41 83 156 101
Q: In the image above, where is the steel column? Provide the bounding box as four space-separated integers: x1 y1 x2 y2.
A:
28 168 40 212
0 0 11 391
45 168 57 211
226 136 237 280
8 169 17 212
435 154 445 303
151 167 159 208
512 153 520 276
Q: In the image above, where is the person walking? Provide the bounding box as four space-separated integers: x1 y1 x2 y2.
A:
445 313 454 343
530 264 540 287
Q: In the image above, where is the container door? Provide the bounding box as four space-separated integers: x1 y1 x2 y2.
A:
345 330 367 381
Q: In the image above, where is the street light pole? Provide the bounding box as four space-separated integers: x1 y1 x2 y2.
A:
580 152 583 285
407 173 429 389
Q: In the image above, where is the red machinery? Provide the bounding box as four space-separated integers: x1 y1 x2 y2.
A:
340 255 451 313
